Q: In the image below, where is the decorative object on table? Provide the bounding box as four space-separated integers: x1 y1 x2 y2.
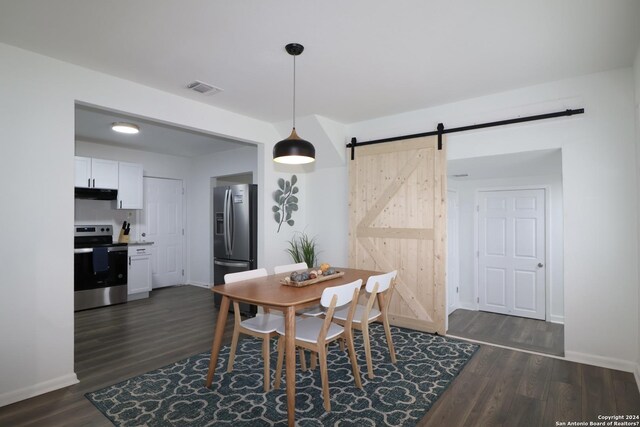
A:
272 174 299 232
281 267 345 288
273 43 315 164
86 324 478 426
285 230 319 266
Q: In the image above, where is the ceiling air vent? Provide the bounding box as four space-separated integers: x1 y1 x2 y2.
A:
186 80 223 96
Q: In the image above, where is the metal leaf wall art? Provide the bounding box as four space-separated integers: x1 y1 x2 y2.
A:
272 174 299 232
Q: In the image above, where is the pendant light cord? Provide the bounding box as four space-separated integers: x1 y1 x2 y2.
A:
292 54 296 129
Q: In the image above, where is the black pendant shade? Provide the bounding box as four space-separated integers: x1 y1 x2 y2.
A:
273 43 315 164
273 128 315 164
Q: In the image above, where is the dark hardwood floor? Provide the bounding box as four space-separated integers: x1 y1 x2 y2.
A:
0 286 637 426
448 308 565 356
0 285 234 427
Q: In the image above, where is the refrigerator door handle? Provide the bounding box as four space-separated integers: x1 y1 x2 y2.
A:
214 259 250 268
223 189 229 256
229 190 236 254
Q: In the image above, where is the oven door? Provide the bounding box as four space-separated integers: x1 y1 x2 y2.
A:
74 246 128 291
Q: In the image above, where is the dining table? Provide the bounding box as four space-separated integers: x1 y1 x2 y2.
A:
205 267 379 427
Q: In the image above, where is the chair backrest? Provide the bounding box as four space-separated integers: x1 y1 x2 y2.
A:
365 270 397 293
224 268 268 284
320 279 362 308
273 262 308 275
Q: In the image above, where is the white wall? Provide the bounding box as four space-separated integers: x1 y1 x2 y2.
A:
349 68 639 371
633 46 640 382
450 173 564 323
0 42 282 407
189 146 259 286
305 166 349 267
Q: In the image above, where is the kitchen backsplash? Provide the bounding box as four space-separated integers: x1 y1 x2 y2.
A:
75 199 139 241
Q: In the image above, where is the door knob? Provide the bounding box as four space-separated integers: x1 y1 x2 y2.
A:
537 262 544 268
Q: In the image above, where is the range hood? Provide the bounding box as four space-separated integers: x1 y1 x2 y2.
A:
74 187 118 200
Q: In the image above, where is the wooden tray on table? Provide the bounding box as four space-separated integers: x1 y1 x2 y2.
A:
280 271 345 288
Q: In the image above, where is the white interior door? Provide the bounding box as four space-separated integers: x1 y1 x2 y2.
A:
142 177 184 289
447 190 459 316
478 189 545 320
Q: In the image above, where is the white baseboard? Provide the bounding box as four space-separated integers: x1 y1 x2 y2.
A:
187 281 211 289
457 302 477 311
548 314 564 324
0 373 78 408
564 350 638 373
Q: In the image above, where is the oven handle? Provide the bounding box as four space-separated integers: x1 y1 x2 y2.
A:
74 246 128 254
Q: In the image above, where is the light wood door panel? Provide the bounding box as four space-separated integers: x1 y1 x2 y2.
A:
348 136 447 334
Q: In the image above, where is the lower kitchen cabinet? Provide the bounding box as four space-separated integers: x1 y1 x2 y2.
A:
128 245 152 300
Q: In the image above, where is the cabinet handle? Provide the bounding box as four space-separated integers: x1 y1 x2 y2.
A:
92 178 95 187
120 201 122 209
129 256 131 266
87 178 90 187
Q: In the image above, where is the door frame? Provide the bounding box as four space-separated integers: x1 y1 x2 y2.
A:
137 176 187 287
473 185 551 320
446 189 460 319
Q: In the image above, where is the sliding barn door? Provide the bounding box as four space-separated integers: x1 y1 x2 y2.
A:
349 136 447 334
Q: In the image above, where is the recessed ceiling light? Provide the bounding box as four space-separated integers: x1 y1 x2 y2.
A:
111 122 140 134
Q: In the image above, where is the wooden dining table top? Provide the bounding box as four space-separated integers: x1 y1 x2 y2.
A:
210 267 380 307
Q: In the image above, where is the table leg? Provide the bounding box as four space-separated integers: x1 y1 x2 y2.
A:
285 305 296 427
206 295 230 387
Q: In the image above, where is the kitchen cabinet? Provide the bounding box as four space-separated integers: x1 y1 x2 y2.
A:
117 162 143 209
128 245 152 299
74 156 119 189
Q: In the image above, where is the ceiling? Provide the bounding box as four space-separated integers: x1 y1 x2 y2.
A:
75 105 253 157
448 149 562 181
1 1 639 125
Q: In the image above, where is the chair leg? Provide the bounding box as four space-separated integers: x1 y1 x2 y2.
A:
299 348 307 372
339 338 345 351
274 336 285 390
227 326 240 373
362 323 375 379
262 337 271 392
318 345 331 412
345 330 363 389
382 316 397 364
310 351 317 370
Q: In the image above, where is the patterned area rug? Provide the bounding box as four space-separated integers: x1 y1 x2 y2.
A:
86 324 478 426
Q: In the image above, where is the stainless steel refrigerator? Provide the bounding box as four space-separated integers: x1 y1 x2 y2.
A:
213 184 258 316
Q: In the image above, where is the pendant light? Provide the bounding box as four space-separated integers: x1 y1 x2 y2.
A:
273 43 315 164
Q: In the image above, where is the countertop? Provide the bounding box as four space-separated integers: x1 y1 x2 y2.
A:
128 241 154 246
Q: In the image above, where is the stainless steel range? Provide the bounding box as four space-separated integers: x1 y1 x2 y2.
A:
74 224 127 311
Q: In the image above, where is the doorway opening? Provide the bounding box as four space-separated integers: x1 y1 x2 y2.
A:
446 149 564 356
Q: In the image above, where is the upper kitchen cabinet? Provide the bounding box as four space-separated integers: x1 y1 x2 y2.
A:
117 161 143 209
74 156 92 187
74 156 119 189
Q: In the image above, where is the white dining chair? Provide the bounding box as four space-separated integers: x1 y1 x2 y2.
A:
274 262 324 318
225 268 283 392
273 262 308 274
274 279 363 412
332 270 397 379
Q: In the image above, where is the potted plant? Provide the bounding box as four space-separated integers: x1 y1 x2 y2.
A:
286 231 320 268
